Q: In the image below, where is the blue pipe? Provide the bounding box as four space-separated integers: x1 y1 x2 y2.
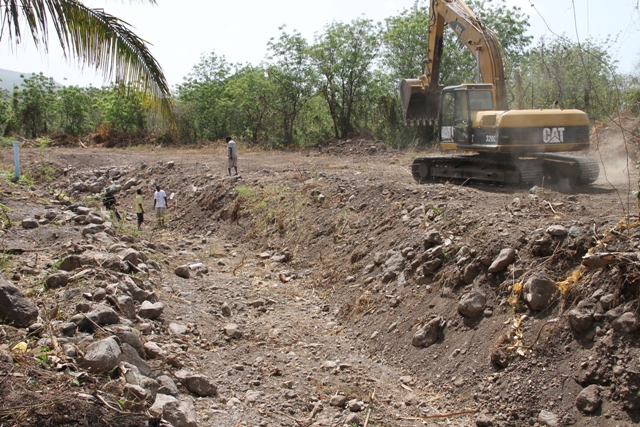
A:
13 141 20 179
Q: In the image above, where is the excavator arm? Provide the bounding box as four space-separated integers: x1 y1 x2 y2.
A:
400 0 508 123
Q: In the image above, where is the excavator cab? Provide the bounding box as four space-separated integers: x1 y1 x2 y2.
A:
440 84 496 147
440 87 471 145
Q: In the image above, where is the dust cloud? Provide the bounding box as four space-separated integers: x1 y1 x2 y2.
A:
591 125 639 191
596 154 636 189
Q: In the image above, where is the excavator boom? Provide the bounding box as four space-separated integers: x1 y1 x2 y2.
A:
401 0 507 123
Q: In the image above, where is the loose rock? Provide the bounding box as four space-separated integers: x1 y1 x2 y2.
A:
487 248 516 273
163 400 198 427
184 374 217 397
412 317 443 348
138 301 164 320
0 276 39 327
174 265 190 279
45 272 71 289
458 288 486 318
79 337 121 373
523 275 558 311
576 384 601 413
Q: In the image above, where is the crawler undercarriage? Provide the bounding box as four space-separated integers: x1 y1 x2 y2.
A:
411 153 600 187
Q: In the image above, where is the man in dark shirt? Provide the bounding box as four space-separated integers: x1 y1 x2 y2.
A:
103 188 122 221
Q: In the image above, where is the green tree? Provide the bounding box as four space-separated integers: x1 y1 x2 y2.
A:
97 84 147 132
0 0 172 117
16 72 56 138
57 85 92 136
266 26 316 146
294 94 333 145
312 18 380 139
521 36 618 120
222 65 275 142
620 73 640 115
381 1 430 81
177 51 233 140
0 86 10 136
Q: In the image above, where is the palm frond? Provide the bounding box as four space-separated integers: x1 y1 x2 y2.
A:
0 0 173 121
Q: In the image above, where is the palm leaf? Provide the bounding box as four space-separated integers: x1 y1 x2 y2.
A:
0 0 173 121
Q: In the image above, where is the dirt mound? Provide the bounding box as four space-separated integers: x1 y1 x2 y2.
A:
312 138 403 157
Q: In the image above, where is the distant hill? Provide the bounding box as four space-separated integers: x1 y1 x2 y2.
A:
0 68 62 92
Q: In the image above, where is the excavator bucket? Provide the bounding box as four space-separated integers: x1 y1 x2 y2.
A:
400 79 442 124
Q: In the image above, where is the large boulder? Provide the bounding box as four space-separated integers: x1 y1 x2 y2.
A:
458 289 486 318
412 317 443 348
523 275 559 311
138 301 164 320
79 337 121 373
488 248 516 273
78 305 120 332
0 276 39 327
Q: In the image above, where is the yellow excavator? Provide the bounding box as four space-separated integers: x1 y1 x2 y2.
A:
401 0 599 186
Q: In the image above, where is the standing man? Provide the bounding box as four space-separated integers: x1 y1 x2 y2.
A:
135 188 144 230
227 136 238 176
153 185 167 227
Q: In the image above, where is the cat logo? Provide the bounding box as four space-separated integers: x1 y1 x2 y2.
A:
543 127 565 143
449 21 466 37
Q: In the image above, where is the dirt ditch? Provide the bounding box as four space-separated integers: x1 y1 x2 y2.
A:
0 133 639 426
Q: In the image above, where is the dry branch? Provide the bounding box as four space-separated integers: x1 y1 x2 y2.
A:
582 252 640 269
232 253 246 276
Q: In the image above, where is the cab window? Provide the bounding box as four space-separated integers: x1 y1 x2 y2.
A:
468 90 493 110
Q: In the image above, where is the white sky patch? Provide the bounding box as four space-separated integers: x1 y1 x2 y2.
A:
0 0 638 87
383 1 398 11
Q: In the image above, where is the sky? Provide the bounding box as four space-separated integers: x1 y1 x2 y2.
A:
1 0 639 88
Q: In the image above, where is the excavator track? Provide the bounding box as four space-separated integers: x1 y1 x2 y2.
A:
539 153 600 186
412 153 599 187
